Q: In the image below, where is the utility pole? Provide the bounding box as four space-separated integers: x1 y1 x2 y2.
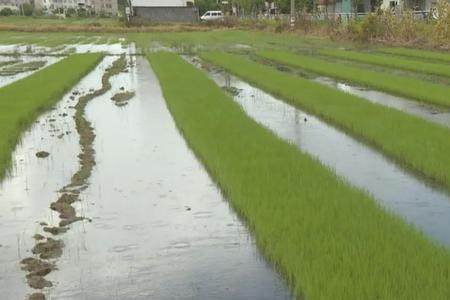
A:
290 0 295 29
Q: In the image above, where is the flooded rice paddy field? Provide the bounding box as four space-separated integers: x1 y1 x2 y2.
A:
1 40 450 299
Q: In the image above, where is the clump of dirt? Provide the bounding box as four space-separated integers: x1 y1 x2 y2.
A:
35 151 50 158
21 257 55 291
27 275 53 289
21 257 54 275
32 238 63 259
33 234 45 241
43 226 68 235
29 293 46 300
222 86 242 96
111 91 135 107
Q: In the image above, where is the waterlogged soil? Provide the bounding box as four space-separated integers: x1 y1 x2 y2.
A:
0 56 292 299
0 61 47 76
0 56 116 299
0 56 62 88
314 76 450 129
110 90 135 107
0 43 134 56
197 61 450 248
260 59 450 129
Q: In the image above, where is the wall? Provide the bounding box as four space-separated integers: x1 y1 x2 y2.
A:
132 6 199 22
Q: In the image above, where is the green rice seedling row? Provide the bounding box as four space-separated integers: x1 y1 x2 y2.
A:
379 47 450 63
319 48 450 78
201 51 450 189
148 51 450 300
0 53 103 179
257 50 450 108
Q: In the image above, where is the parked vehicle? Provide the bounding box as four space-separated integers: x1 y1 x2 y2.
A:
200 11 224 21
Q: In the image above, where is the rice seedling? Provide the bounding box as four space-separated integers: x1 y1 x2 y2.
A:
379 47 450 63
257 50 450 108
0 61 47 76
0 53 103 179
148 51 450 300
319 48 450 78
0 60 21 68
201 51 450 189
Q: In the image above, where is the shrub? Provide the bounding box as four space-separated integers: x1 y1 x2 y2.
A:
65 7 76 17
0 7 14 16
21 3 33 16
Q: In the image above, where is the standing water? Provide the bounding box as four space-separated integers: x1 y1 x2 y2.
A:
198 63 450 248
0 56 293 299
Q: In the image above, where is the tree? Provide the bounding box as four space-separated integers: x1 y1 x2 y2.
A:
196 0 220 15
66 7 76 16
276 0 314 13
0 7 14 16
21 3 33 16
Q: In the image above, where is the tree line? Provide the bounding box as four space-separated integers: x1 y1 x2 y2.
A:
195 0 315 15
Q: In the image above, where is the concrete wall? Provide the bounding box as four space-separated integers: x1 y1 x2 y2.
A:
132 6 199 22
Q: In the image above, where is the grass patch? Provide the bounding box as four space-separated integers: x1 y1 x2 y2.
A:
257 50 450 108
0 53 103 179
0 60 47 76
148 51 450 300
201 51 450 190
319 48 450 78
0 59 21 68
379 47 450 63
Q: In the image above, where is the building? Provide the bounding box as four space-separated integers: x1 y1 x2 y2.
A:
130 0 199 22
316 0 371 15
0 0 28 12
380 0 435 11
2 0 118 15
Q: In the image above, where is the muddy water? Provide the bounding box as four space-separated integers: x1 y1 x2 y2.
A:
0 56 292 299
313 77 450 129
200 66 450 248
0 56 63 88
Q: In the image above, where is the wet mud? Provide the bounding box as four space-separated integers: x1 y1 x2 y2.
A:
111 91 135 107
0 51 292 300
0 61 47 76
18 54 128 299
0 56 62 88
35 151 49 158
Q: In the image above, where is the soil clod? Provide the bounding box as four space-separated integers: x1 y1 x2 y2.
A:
32 238 63 259
29 292 46 300
35 151 50 158
27 275 53 289
43 226 68 235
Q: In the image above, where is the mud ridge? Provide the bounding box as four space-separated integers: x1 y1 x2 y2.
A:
20 54 128 300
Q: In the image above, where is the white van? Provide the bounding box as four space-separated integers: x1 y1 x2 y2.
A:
200 11 224 21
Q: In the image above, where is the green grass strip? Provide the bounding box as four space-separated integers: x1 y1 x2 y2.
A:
379 48 450 64
319 48 450 78
201 51 450 189
0 53 103 179
257 50 450 108
148 51 450 299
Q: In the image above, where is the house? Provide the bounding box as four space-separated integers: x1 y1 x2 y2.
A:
130 0 199 23
316 0 372 16
0 0 28 12
91 0 118 16
380 0 435 11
